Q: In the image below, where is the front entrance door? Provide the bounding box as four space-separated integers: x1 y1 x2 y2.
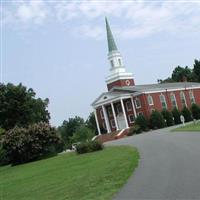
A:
117 113 126 130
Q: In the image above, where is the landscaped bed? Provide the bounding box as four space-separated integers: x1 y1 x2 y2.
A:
0 146 139 200
172 122 200 132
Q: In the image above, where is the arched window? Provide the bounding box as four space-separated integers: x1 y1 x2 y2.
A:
180 91 187 107
170 93 177 108
189 90 195 104
160 94 167 109
118 58 121 66
135 98 141 108
147 95 154 105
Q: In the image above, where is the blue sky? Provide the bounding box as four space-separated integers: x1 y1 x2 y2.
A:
2 0 200 126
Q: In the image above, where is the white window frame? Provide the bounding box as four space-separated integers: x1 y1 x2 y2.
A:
135 98 141 109
110 119 116 128
160 94 167 109
180 91 187 107
147 95 154 105
100 109 104 119
126 101 132 111
189 90 195 104
128 114 135 123
170 93 177 108
137 112 143 116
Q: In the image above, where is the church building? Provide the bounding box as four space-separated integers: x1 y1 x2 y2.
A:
91 18 200 135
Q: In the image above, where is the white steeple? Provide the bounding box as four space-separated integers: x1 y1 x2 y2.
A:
105 18 134 85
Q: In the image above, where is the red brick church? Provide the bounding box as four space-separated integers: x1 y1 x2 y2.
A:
91 18 200 135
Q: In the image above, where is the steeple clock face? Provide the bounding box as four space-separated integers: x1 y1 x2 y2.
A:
125 80 130 86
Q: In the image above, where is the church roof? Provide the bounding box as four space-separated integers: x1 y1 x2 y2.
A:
112 82 200 93
105 17 118 53
92 82 200 107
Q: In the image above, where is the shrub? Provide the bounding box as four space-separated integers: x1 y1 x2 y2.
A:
181 106 192 122
161 109 174 126
2 122 61 165
128 125 141 136
71 126 95 143
76 140 103 154
149 110 166 129
135 115 148 131
190 104 200 120
172 108 181 124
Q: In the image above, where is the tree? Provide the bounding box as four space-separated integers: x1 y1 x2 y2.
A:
190 104 200 120
0 83 50 130
171 66 193 82
193 59 200 82
71 125 95 143
172 108 181 124
135 115 148 131
149 110 166 129
161 109 174 126
58 116 85 144
1 122 61 165
86 112 98 135
181 107 192 122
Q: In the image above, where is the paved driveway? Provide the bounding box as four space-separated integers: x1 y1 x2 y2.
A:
107 126 200 200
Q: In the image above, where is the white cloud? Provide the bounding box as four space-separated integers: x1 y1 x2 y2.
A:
3 0 200 39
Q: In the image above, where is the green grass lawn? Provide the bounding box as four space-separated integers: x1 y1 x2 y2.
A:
0 146 139 200
172 122 200 132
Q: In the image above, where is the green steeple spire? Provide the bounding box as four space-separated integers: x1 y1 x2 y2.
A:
105 17 118 53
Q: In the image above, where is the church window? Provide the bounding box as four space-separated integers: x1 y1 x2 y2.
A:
160 94 167 109
128 114 135 123
189 90 195 104
147 95 154 105
126 101 132 111
180 91 187 107
170 93 177 108
135 98 141 109
137 112 143 116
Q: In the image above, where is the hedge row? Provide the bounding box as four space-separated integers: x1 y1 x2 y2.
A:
129 103 200 135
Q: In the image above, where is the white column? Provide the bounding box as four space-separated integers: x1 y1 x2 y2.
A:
102 105 111 133
94 109 101 135
131 97 137 118
120 98 129 128
111 102 119 130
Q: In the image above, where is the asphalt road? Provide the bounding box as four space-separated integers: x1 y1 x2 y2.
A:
107 126 200 200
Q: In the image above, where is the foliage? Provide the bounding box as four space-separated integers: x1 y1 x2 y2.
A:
0 146 139 200
161 109 174 126
0 83 50 130
71 125 95 143
172 122 200 132
172 108 181 124
149 110 166 129
85 112 98 135
157 59 200 83
190 104 200 120
76 140 103 154
128 125 141 136
181 107 192 122
58 116 85 145
1 122 61 165
193 59 200 82
135 115 148 131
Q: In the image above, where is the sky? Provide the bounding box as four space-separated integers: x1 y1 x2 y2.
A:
1 0 200 127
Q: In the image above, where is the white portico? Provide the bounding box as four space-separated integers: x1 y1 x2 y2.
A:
91 91 137 135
